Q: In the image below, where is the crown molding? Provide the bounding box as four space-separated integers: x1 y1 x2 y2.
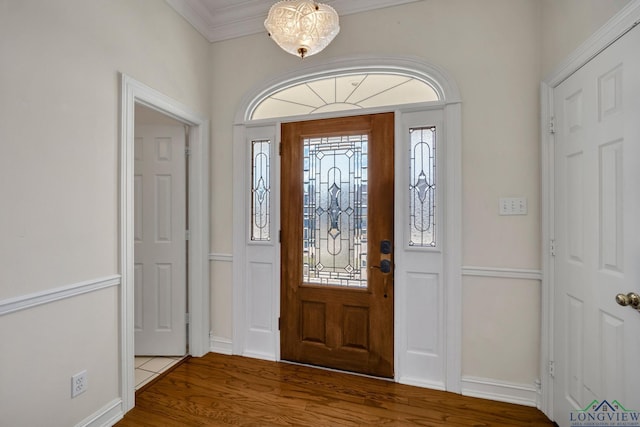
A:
166 0 423 43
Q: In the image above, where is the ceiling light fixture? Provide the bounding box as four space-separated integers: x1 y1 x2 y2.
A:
264 0 340 59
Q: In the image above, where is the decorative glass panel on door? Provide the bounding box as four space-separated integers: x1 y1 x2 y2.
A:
251 139 270 241
409 126 436 247
303 134 368 288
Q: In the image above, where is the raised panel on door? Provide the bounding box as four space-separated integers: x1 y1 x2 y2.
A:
134 124 187 356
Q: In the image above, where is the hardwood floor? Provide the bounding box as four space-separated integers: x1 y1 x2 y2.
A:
116 353 553 426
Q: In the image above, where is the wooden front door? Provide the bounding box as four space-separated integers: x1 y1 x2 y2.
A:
281 113 394 378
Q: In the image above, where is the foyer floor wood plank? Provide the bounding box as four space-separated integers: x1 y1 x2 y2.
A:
115 353 553 426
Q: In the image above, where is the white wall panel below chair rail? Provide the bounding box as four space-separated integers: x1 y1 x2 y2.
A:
0 275 121 316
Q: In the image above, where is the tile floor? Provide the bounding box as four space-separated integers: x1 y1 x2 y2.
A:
134 356 184 390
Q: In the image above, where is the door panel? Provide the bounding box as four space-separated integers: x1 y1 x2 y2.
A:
553 25 640 425
134 125 187 356
281 113 394 378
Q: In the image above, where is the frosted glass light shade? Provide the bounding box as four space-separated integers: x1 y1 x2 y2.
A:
264 1 340 59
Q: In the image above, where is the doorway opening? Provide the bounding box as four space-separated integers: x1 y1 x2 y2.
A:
120 74 210 411
133 104 189 389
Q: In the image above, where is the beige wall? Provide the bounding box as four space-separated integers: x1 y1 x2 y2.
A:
0 1 210 425
541 0 632 76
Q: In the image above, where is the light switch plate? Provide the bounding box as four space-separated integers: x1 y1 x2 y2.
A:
500 197 527 215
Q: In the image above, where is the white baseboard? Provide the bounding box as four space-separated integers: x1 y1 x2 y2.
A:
75 398 123 427
461 376 538 407
242 351 277 362
398 376 446 391
210 335 233 355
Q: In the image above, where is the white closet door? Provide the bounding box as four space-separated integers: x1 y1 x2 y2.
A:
553 25 640 426
134 125 187 356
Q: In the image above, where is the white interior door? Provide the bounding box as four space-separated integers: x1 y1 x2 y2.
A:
553 25 640 425
134 124 187 356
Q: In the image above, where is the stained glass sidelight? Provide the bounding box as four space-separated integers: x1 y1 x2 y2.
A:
409 126 436 247
303 135 368 288
251 139 270 241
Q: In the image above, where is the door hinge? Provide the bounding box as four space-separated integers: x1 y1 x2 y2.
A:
185 313 191 324
550 239 556 257
278 317 281 330
279 142 282 156
185 230 191 241
549 116 556 134
279 230 282 243
185 147 191 157
548 360 555 378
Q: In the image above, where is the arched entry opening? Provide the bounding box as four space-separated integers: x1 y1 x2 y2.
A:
232 55 462 391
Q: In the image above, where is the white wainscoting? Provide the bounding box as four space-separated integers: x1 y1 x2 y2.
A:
0 275 121 316
208 253 234 354
461 376 539 407
0 278 124 427
461 266 542 408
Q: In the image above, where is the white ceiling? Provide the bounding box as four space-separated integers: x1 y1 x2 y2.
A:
165 0 423 43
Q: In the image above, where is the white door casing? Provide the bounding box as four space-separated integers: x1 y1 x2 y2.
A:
120 74 209 412
134 124 187 356
551 24 640 426
232 56 462 391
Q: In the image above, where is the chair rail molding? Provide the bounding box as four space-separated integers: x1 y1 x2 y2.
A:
462 266 542 281
209 252 233 262
0 275 120 317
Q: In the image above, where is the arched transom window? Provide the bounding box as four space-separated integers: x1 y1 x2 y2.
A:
251 73 439 120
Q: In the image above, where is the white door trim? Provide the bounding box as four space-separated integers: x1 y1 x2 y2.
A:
540 1 640 419
119 74 210 411
232 55 462 392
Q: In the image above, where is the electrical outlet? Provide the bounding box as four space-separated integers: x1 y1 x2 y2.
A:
71 370 88 398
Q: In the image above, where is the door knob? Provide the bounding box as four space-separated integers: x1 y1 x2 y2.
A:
615 292 640 309
371 259 392 274
379 259 391 274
